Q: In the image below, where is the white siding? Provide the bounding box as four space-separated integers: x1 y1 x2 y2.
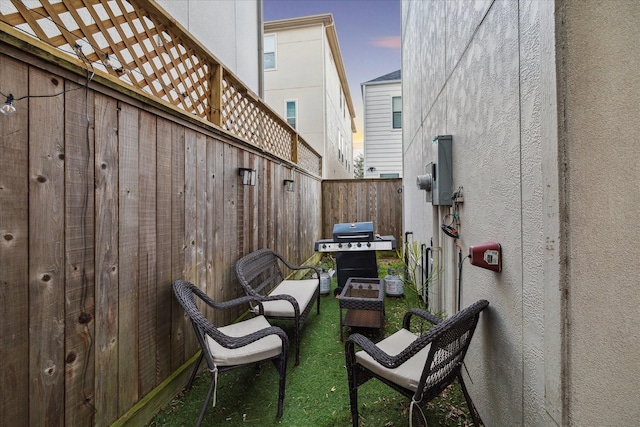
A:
362 81 402 177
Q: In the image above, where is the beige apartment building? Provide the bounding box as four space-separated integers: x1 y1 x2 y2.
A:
264 14 356 179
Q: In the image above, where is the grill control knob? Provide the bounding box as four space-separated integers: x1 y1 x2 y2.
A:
347 243 352 248
338 243 343 248
357 242 362 247
367 242 372 248
322 244 327 249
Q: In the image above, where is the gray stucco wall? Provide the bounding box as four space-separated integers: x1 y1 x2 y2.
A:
403 0 640 425
402 0 561 424
557 1 640 425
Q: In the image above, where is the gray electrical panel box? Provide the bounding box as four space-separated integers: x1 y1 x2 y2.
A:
432 135 452 205
427 135 452 206
416 135 453 205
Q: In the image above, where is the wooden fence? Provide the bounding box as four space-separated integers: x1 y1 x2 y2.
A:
0 49 405 427
0 2 405 426
321 178 404 245
0 43 322 426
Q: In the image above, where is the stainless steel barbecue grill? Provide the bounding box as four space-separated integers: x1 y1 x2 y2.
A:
314 221 396 293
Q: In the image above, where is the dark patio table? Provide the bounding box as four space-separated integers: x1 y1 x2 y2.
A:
339 277 384 341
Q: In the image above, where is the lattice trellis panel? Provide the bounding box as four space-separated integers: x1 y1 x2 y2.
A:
221 79 262 148
222 77 294 162
258 108 295 160
0 0 322 175
0 0 210 116
297 137 322 176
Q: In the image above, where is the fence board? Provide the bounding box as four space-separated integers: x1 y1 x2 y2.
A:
266 162 276 250
183 128 198 355
257 157 267 249
223 143 239 321
64 81 96 426
170 123 186 371
155 119 173 384
283 166 294 259
118 102 140 414
0 54 29 427
238 150 248 256
28 67 66 427
249 156 260 251
246 152 255 256
94 92 120 426
273 165 283 257
209 138 225 320
155 117 173 382
203 137 214 320
195 133 207 318
138 110 157 396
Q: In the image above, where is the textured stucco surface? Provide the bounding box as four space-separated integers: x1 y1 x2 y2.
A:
402 0 561 424
403 0 640 425
558 1 640 424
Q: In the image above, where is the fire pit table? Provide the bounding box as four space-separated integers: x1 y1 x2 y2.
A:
339 277 384 341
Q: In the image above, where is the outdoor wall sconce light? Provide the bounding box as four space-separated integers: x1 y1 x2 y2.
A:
1 94 16 115
283 179 295 192
238 168 256 186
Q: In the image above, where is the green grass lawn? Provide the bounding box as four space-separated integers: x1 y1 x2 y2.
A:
147 257 475 427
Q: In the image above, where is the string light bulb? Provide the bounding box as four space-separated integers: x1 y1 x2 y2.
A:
1 94 16 115
103 53 112 68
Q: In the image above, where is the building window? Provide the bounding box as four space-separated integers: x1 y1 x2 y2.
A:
285 100 297 129
392 96 402 129
264 34 276 70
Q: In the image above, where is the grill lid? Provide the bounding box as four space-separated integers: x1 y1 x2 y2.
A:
333 221 375 242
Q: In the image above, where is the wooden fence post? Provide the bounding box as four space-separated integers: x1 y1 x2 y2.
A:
291 132 298 164
209 64 223 126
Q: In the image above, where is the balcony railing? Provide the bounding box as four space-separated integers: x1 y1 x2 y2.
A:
0 0 321 176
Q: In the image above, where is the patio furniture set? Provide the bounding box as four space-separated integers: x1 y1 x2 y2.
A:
173 248 489 427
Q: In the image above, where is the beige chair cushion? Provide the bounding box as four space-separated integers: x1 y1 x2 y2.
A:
206 315 283 366
254 279 318 317
355 328 431 392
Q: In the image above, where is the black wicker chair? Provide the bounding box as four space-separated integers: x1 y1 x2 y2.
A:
172 280 289 427
235 249 321 365
345 299 489 427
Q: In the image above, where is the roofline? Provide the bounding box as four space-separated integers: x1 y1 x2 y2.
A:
361 78 402 87
264 13 333 31
265 14 357 133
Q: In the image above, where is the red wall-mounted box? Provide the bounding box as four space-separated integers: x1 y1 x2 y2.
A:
469 242 502 272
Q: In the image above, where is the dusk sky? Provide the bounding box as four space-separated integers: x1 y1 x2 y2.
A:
263 0 401 149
